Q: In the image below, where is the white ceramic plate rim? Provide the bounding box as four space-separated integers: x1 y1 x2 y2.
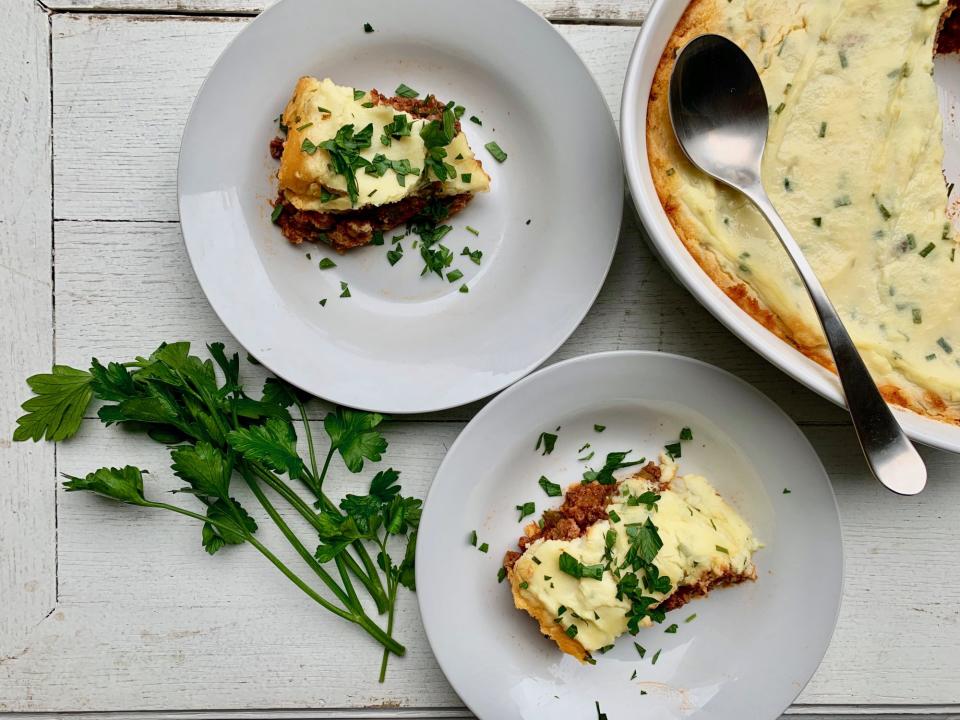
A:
620 0 960 453
177 0 622 415
417 350 843 720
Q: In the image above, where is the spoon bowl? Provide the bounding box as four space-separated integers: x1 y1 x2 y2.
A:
668 34 927 496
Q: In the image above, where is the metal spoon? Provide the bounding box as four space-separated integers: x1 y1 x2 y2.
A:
668 34 926 495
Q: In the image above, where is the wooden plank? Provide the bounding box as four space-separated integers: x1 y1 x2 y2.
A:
0 0 56 659
51 15 637 223
51 218 849 425
41 0 654 24
2 419 960 710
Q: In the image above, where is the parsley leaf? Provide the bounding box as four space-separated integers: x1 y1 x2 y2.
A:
535 431 558 455
395 83 419 98
227 418 304 479
14 365 94 442
583 451 644 485
516 501 536 522
319 123 374 206
62 465 150 506
323 407 388 473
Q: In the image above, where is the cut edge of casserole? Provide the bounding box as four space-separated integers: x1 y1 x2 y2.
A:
503 456 759 662
645 0 960 426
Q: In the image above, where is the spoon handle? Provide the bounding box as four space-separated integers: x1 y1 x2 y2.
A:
745 189 926 495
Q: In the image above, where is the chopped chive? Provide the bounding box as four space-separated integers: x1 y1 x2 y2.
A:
468 530 477 546
919 242 936 257
485 141 508 162
565 625 578 639
938 337 954 354
834 195 852 207
716 545 729 554
317 106 330 114
466 225 480 236
774 102 786 114
913 308 923 324
839 50 848 68
818 121 827 138
497 567 507 583
296 122 313 131
469 115 482 125
651 649 662 665
634 642 646 658
684 613 697 623
270 203 284 223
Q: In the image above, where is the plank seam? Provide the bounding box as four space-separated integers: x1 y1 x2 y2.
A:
46 1 60 605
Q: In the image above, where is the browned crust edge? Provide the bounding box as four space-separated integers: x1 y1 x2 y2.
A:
645 0 960 426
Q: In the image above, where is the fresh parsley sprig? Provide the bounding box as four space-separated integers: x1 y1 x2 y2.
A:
14 341 419 680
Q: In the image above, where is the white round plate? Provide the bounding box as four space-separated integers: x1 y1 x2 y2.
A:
178 0 622 414
418 352 842 720
621 0 960 452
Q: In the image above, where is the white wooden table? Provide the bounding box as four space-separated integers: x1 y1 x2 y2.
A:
2 0 960 717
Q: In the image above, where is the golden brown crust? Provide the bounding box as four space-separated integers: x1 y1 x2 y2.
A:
645 0 960 426
506 565 590 662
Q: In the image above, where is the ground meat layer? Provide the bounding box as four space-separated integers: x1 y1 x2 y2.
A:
270 91 466 252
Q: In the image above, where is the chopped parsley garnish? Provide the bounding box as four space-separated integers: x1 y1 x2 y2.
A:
420 108 458 181
363 22 374 32
469 115 482 125
497 566 507 583
317 106 330 114
783 488 792 494
578 450 595 462
679 427 693 441
519 581 529 590
685 613 697 623
318 258 337 269
446 269 464 283
461 246 482 264
296 122 313 131
634 642 646 658
386 246 403 266
478 542 489 553
380 113 413 146
834 195 852 208
538 475 562 497
651 649 662 665
813 217 822 227
270 203 284 223
319 123 374 206
838 50 848 68
583 451 644 485
371 230 385 246
339 281 351 298
774 102 786 115
818 121 827 138
485 141 508 162
594 424 606 432
913 308 922 325
608 509 621 523
566 624 579 639
461 173 472 183
536 431 558 455
420 243 454 277
664 441 682 459
630 491 661 510
318 298 327 307
459 284 469 293
532 556 541 565
353 89 366 101
665 624 678 634
715 545 729 554
468 530 477 546
558 551 604 580
516 501 535 522
301 137 319 154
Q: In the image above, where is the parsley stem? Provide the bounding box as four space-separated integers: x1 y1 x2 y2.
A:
377 537 400 682
241 468 357 609
249 462 389 613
